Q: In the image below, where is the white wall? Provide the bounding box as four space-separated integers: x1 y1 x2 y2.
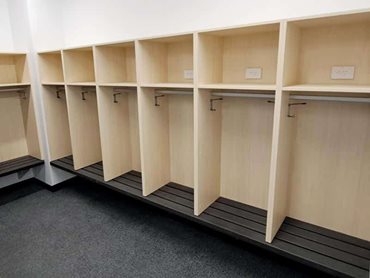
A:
6 0 32 51
26 0 64 50
13 0 370 51
2 0 370 51
0 0 14 51
60 0 370 49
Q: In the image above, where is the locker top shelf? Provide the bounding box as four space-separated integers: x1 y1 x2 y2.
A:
289 10 370 28
199 22 279 37
141 83 194 89
199 83 276 91
284 84 370 94
99 82 137 88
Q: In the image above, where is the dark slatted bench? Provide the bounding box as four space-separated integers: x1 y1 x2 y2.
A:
51 156 370 278
0 156 44 178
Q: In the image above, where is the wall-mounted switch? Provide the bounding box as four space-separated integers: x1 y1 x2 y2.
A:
331 66 355 80
245 67 262 79
184 69 193 80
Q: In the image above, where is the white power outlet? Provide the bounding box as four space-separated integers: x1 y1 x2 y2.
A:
331 66 355 80
184 69 193 80
245 67 262 79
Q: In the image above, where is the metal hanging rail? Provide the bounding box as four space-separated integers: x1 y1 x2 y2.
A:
290 95 370 104
211 91 370 103
154 89 193 106
211 92 274 99
113 87 136 93
0 87 27 93
155 89 193 96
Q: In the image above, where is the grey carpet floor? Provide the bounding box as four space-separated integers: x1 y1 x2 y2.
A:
0 178 330 278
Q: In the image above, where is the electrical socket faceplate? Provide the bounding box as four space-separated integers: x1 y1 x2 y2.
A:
331 66 355 80
184 69 193 80
245 67 262 79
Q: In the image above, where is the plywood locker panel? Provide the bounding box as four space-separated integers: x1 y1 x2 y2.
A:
65 85 102 169
43 85 72 160
138 87 194 196
286 98 370 241
0 91 29 161
0 87 42 162
97 86 141 181
195 89 275 215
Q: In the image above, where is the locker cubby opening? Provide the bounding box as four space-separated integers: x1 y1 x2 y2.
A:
0 86 42 163
38 51 64 85
140 87 194 197
63 47 95 85
95 42 137 86
198 24 280 90
283 12 370 91
97 86 141 181
0 54 30 86
196 89 275 216
42 85 72 161
273 91 370 242
138 35 193 87
65 85 102 170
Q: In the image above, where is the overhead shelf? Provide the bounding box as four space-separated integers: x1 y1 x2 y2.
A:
63 47 96 84
38 51 64 84
198 23 279 88
282 12 370 90
0 54 30 86
283 84 370 94
137 34 194 85
140 83 194 89
95 42 137 84
199 83 276 91
41 82 65 86
99 82 137 87
66 82 96 86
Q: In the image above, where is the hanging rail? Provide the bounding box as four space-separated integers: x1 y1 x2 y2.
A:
155 89 193 96
154 89 193 106
290 95 370 103
0 87 27 99
0 87 27 93
211 92 274 99
211 91 370 103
